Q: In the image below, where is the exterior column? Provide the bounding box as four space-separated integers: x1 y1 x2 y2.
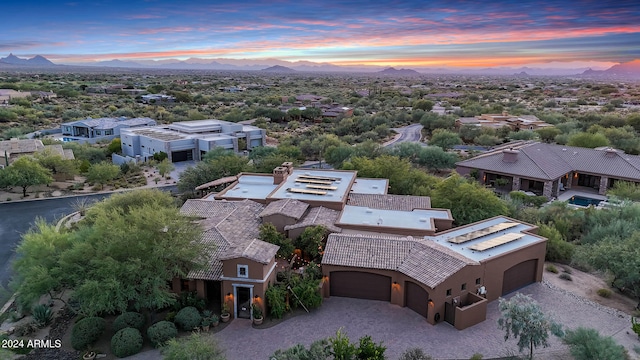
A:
543 181 553 199
565 173 572 189
512 176 521 191
599 176 608 195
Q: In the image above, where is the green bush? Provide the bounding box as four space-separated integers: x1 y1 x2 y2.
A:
597 288 612 298
111 327 143 358
173 291 206 311
563 327 628 360
329 329 357 360
546 264 558 273
147 321 178 347
469 354 483 360
71 317 106 350
165 311 176 322
633 318 640 338
32 304 53 328
291 277 322 310
357 335 386 360
266 285 287 319
174 306 202 331
112 312 145 332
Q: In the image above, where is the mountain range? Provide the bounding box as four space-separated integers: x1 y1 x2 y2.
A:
2 54 640 78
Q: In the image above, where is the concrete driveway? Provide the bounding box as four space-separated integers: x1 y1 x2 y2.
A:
213 281 637 360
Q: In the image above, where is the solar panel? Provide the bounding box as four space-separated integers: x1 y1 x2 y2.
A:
447 222 519 244
287 187 327 195
295 178 333 185
297 174 341 181
468 233 525 251
306 184 338 190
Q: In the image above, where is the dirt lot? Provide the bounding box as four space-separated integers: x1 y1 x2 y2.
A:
544 262 638 315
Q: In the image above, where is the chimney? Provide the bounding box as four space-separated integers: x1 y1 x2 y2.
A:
273 166 289 185
281 161 293 174
502 148 519 163
605 148 617 158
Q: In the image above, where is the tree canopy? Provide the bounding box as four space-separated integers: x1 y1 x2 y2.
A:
0 156 53 196
12 189 206 316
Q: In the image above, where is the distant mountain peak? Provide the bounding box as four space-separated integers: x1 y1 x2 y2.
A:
0 54 55 66
261 65 296 72
378 67 420 76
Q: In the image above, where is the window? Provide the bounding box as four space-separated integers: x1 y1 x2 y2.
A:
181 280 190 291
237 264 249 278
95 130 101 135
476 277 481 285
446 289 452 296
461 283 467 291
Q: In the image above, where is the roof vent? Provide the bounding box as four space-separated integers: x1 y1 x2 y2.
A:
502 148 519 163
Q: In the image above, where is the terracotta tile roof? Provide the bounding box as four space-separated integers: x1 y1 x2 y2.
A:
0 139 44 155
347 193 432 211
322 234 478 289
259 199 309 220
220 239 279 264
180 199 279 280
180 199 237 218
457 141 640 181
284 206 341 233
187 228 230 281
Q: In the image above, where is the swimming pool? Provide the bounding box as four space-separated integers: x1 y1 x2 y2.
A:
568 195 603 207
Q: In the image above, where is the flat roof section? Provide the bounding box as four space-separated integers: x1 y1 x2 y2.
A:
168 120 224 133
269 169 356 203
219 174 278 200
447 222 519 244
129 128 189 141
429 217 543 262
350 178 388 194
338 205 451 232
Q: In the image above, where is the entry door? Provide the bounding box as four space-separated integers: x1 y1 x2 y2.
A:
236 287 251 319
444 302 455 325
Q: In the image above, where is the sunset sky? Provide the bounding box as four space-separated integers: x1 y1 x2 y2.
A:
2 0 640 68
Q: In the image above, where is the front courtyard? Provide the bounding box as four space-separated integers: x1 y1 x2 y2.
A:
211 281 636 360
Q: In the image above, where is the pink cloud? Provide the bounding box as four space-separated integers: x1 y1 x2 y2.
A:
123 14 165 20
138 26 194 35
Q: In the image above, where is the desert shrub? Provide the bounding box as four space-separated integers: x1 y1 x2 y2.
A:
112 312 145 332
162 333 225 360
271 339 331 360
559 273 573 281
563 327 628 360
329 329 357 360
357 335 386 360
71 317 106 350
546 264 558 273
633 318 640 338
597 288 612 298
562 267 573 274
147 321 178 347
470 354 483 360
290 277 322 310
111 327 143 358
174 306 202 331
32 304 53 328
399 347 434 360
13 321 38 337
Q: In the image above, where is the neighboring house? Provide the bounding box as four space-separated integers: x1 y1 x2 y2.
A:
0 89 31 100
0 138 44 166
140 94 176 104
456 141 640 198
61 117 157 143
176 164 547 329
455 112 553 131
120 119 266 162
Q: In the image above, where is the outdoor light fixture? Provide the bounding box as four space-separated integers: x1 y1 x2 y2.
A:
254 295 259 299
428 299 434 307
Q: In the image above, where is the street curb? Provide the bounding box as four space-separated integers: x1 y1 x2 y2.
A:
0 184 176 204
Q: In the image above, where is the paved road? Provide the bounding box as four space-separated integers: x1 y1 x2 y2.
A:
0 193 111 291
385 124 424 147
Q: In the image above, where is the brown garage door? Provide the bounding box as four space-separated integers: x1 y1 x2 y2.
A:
405 281 429 318
502 259 537 295
330 271 391 301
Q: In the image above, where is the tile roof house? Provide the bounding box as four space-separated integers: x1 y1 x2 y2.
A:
455 112 553 131
456 141 640 198
175 166 547 329
0 138 44 165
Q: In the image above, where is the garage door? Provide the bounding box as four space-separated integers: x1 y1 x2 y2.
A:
171 150 192 162
502 259 537 295
330 271 391 301
405 281 429 317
